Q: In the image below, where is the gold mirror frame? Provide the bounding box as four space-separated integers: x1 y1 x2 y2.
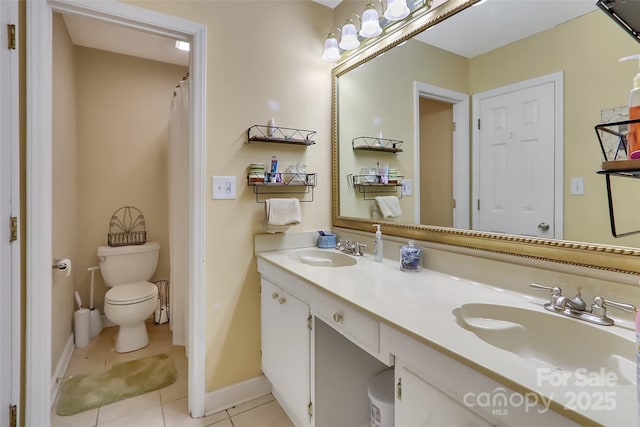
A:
331 0 640 275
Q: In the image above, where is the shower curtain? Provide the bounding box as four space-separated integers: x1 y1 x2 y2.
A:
168 77 189 349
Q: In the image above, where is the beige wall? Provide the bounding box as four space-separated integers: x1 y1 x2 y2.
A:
52 12 78 372
74 46 187 314
125 0 334 391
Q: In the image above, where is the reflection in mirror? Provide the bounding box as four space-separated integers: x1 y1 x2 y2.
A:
337 0 640 250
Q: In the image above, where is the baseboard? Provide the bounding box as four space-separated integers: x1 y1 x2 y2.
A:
50 333 74 407
204 375 272 415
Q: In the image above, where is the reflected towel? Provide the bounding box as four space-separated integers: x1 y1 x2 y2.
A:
375 196 402 218
265 198 302 228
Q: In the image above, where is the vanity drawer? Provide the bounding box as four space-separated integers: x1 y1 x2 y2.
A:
311 288 380 358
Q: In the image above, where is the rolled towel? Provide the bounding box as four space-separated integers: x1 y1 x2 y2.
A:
265 198 302 226
375 196 402 218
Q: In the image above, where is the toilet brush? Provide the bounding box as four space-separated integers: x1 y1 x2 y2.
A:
87 266 103 337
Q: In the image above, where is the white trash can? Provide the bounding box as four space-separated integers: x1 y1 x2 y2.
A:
368 369 395 427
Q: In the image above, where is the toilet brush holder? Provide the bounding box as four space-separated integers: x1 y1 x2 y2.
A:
74 308 90 348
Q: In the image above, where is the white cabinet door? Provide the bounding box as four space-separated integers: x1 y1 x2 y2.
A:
261 277 312 427
395 360 493 427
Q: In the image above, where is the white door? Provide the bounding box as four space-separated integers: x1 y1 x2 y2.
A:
0 1 20 426
474 75 561 237
395 360 493 427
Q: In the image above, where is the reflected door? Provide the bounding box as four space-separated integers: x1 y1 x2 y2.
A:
475 79 556 237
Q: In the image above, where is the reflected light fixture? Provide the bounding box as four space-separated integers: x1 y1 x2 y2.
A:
322 28 341 61
384 0 410 21
359 2 383 38
339 14 361 50
175 40 190 52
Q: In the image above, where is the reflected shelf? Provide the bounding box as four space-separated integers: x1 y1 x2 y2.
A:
352 136 404 153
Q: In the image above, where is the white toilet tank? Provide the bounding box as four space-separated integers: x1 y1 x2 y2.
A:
97 241 160 287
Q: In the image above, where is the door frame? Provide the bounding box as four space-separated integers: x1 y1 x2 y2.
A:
26 0 207 424
1 0 21 425
413 81 470 228
471 72 564 239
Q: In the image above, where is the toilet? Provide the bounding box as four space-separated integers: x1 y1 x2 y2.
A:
97 241 160 353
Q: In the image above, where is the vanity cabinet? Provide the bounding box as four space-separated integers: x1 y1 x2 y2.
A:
395 359 493 427
261 277 312 426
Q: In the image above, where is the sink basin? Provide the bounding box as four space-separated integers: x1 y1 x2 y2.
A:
289 249 357 267
453 303 635 384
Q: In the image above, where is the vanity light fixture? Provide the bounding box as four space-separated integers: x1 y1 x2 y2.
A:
359 2 384 38
339 14 361 50
384 0 410 21
175 40 190 52
322 28 341 62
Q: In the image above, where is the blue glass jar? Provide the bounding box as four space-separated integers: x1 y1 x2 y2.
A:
400 240 422 272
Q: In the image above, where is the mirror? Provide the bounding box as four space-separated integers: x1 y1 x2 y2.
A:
332 0 640 274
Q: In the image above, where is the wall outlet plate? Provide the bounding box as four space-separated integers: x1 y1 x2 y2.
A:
212 176 236 200
401 179 413 196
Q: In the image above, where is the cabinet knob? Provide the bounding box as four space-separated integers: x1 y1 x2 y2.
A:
271 292 279 300
332 312 343 323
279 296 286 304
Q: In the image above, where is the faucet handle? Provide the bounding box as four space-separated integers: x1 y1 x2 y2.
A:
355 242 368 256
591 296 637 317
529 283 562 305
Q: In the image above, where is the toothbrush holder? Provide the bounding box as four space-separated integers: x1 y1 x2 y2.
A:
317 234 337 249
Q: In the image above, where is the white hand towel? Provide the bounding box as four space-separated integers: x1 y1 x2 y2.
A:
265 198 302 226
375 196 402 218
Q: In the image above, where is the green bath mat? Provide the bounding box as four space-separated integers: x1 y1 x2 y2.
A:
56 353 177 416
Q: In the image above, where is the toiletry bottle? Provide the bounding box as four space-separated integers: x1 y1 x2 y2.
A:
400 240 422 272
373 224 383 262
620 55 640 159
268 118 275 137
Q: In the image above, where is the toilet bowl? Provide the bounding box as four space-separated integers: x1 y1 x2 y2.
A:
98 241 160 353
104 282 158 353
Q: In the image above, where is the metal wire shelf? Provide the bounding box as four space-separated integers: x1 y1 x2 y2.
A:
247 125 316 146
107 206 147 246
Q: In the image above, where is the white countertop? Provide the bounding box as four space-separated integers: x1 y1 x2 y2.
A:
256 247 637 427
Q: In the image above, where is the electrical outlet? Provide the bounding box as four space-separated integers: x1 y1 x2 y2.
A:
212 176 236 199
401 179 412 196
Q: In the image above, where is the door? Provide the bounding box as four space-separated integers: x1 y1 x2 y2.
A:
475 76 559 237
1 1 20 426
261 278 311 426
395 360 493 427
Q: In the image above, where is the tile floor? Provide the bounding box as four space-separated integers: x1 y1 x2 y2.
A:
51 320 294 427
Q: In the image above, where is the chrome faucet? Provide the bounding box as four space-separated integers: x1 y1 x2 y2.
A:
336 240 367 256
529 283 637 326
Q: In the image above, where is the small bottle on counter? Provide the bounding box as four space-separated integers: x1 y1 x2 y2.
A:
400 240 422 272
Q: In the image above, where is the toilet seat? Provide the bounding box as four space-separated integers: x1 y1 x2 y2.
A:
105 282 158 305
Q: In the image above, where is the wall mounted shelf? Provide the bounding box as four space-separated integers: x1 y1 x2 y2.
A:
352 136 403 153
595 118 640 237
247 172 317 202
247 125 316 146
348 174 404 200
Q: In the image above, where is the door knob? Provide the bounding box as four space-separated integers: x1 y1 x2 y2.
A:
538 222 550 231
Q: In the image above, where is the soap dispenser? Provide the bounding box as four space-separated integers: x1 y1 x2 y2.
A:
372 224 383 262
620 55 640 159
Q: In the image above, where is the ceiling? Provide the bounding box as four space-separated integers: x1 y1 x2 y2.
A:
415 0 597 58
62 13 189 67
62 0 596 66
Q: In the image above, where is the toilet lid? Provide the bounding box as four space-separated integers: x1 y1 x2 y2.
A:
105 282 158 305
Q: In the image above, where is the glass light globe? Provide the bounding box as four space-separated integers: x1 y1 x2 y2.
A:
339 21 360 50
322 35 340 62
359 7 382 38
384 0 410 21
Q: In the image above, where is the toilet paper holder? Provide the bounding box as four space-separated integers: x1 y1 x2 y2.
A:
52 258 72 277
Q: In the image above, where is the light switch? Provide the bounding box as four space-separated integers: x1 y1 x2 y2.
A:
570 177 584 195
212 176 236 200
401 179 413 196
